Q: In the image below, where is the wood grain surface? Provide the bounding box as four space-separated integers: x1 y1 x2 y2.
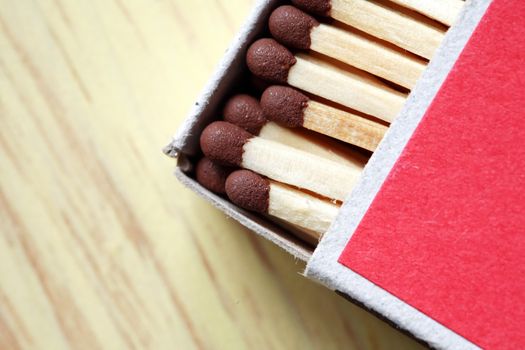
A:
0 0 424 349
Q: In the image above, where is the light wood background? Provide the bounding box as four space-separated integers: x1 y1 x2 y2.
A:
0 1 424 349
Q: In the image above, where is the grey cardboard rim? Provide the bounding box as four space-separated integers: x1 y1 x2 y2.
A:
305 1 490 349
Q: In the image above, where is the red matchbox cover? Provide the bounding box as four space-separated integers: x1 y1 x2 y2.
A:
338 0 525 348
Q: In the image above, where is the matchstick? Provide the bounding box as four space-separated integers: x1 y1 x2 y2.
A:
389 0 464 26
200 121 360 201
267 216 322 245
195 157 233 194
225 170 339 236
223 94 267 135
223 94 366 168
269 5 426 89
290 0 445 60
260 86 387 152
246 38 406 123
196 157 322 243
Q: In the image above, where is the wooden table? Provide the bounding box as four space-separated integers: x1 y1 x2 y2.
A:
0 1 424 349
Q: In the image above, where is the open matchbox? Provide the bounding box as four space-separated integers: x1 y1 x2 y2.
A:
164 0 524 348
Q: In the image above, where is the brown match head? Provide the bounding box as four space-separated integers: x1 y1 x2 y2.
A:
246 38 296 84
225 170 270 214
199 121 253 167
223 94 267 135
290 0 331 17
195 157 232 194
260 86 310 128
269 5 319 50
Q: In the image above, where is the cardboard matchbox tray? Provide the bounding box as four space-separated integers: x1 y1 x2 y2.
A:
164 0 525 348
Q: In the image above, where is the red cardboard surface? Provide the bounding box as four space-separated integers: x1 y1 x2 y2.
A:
338 0 525 348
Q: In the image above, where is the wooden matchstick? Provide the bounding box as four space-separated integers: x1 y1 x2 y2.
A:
200 121 360 201
223 94 267 135
389 0 464 26
196 157 322 243
269 5 426 89
195 157 233 194
266 216 322 245
225 170 339 236
290 0 445 60
246 38 406 123
260 86 387 152
223 94 366 169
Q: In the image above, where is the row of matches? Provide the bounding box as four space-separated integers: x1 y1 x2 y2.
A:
195 0 462 244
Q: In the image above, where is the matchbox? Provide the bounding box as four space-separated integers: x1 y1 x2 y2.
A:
165 0 525 348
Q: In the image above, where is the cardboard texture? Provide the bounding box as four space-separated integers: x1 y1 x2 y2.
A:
339 0 525 348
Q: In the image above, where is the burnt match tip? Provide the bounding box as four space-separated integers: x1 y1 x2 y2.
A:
225 170 270 214
195 157 232 194
200 121 253 167
246 38 296 84
223 94 267 135
260 86 309 128
269 5 319 50
291 0 331 17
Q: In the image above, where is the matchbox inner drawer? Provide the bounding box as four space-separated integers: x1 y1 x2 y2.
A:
168 0 324 260
165 0 443 260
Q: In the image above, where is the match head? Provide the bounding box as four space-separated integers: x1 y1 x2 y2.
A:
223 94 267 135
195 157 232 194
269 5 319 50
260 86 310 128
290 0 331 17
225 170 270 214
199 121 253 167
246 38 296 84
